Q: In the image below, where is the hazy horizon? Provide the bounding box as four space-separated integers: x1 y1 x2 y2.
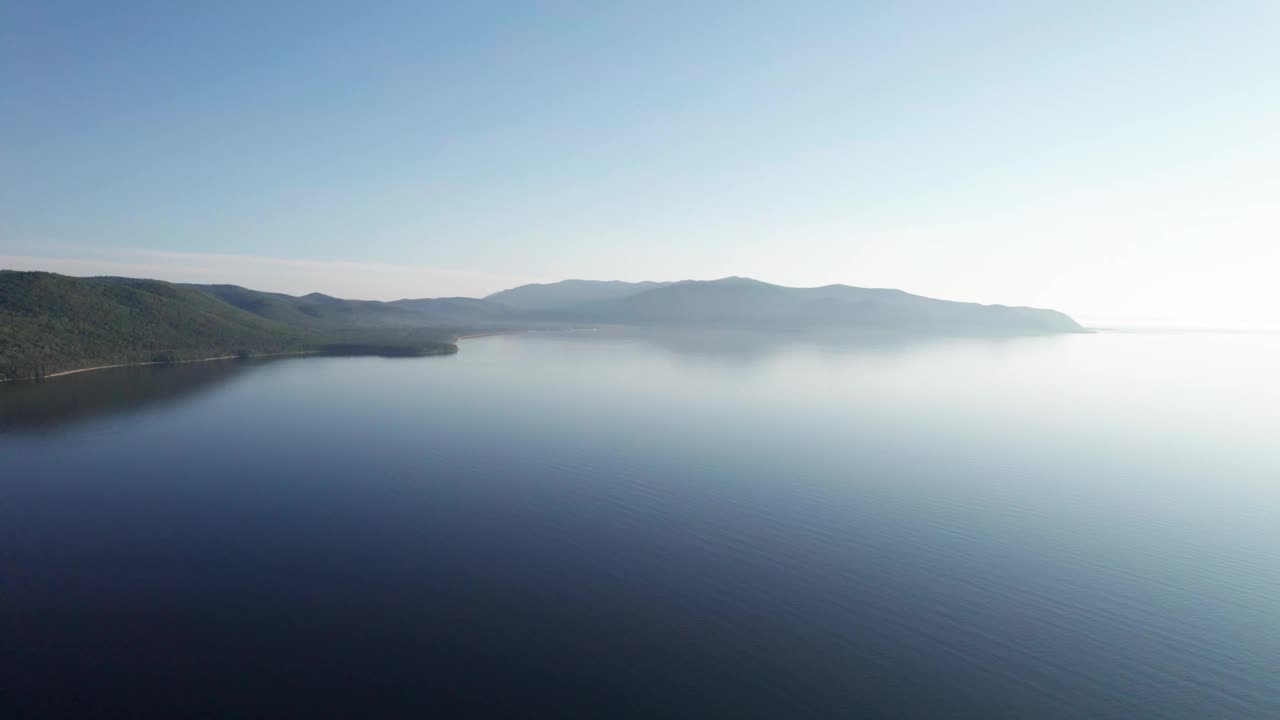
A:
3 259 1277 332
4 2 1277 328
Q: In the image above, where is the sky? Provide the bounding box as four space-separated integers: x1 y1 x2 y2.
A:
2 1 1277 327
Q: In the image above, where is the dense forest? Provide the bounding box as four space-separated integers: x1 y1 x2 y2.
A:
0 272 458 381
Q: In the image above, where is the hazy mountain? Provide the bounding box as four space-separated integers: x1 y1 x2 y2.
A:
521 277 1085 334
193 276 1084 334
388 297 514 324
485 279 672 312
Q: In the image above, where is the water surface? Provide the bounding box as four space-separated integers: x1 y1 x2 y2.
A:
3 330 1278 718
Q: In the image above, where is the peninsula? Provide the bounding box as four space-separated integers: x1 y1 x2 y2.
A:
0 270 1085 381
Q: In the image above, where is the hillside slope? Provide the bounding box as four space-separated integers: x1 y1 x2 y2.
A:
186 284 429 329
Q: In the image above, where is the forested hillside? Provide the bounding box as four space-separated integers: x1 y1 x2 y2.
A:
186 284 429 329
0 272 321 380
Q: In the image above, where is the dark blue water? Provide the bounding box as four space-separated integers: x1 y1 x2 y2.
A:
3 330 1278 718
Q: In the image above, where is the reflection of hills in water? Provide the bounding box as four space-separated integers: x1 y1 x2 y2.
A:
1 331 1068 433
603 327 1059 366
0 359 277 433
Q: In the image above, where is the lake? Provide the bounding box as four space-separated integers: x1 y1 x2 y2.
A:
3 329 1278 718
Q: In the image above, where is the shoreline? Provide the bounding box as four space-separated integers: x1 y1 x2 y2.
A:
1 326 1077 384
452 329 527 342
2 333 525 385
1 331 532 384
0 350 320 385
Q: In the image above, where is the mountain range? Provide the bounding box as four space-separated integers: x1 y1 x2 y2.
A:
489 277 1084 333
191 275 1085 333
1 271 1084 381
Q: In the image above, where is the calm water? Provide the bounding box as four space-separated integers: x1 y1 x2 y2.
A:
3 330 1278 718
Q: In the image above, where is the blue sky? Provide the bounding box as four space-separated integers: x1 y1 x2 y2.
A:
2 2 1277 325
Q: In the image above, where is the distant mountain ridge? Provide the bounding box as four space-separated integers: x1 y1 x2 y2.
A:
189 276 1083 334
485 277 1085 333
